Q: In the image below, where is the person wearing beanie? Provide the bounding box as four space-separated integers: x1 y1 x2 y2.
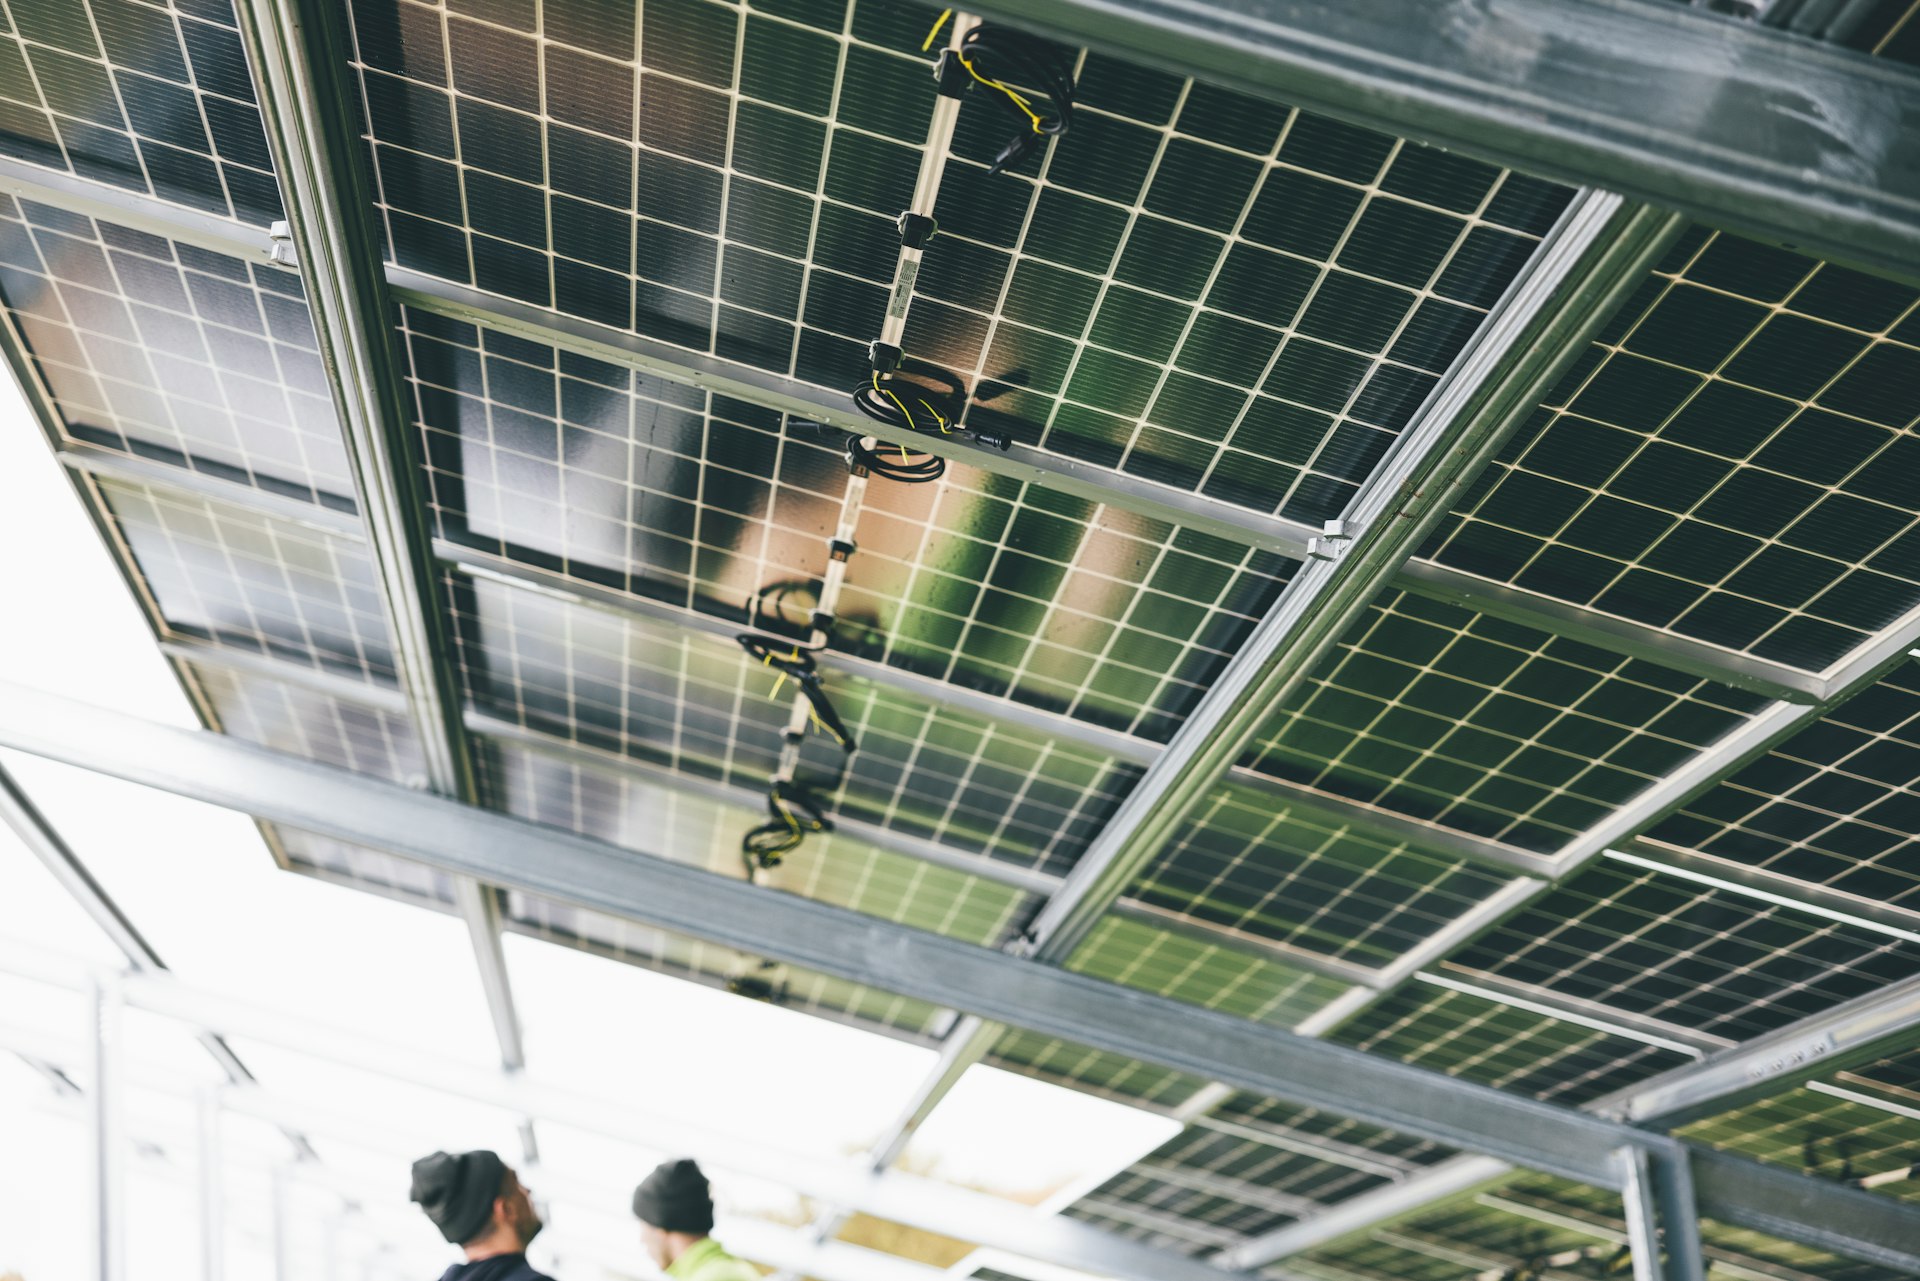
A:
631 1158 757 1280
409 1149 554 1281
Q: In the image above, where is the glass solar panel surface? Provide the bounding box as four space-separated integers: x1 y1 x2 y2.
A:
0 197 355 504
1063 915 1350 1026
0 0 281 222
985 1026 1210 1111
341 0 1571 517
188 660 426 782
445 567 1139 874
1419 227 1920 672
476 734 1036 945
1678 1075 1920 1207
1242 588 1769 853
1126 777 1514 969
1646 665 1920 912
503 886 949 1039
1329 980 1695 1106
1441 861 1920 1043
97 475 398 681
400 305 1296 741
276 825 459 905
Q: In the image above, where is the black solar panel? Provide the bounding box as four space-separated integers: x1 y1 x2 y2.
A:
1242 588 1769 853
1127 776 1514 969
343 0 1572 517
399 305 1296 743
986 1026 1211 1111
189 660 425 782
0 0 281 222
444 568 1140 875
1420 228 1920 672
1646 665 1920 911
0 197 355 506
1064 914 1350 1025
97 475 397 682
1445 860 1920 1043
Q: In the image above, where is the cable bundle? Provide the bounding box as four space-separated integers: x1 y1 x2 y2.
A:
848 358 970 483
949 20 1076 175
735 633 859 754
740 778 835 870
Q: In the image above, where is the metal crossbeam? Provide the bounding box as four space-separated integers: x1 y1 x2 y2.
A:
961 0 1920 279
0 155 1831 710
10 682 1920 1274
226 0 533 1156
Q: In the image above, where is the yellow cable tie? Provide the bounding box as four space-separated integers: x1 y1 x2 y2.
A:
769 672 787 699
922 8 952 52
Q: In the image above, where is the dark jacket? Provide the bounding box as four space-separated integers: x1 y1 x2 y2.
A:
436 1254 555 1281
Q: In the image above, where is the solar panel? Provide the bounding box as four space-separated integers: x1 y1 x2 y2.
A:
188 660 426 783
276 825 459 905
1419 227 1920 671
444 567 1140 874
475 734 1037 946
1127 777 1514 969
0 0 281 222
1441 861 1920 1043
1242 588 1770 853
399 304 1296 742
343 0 1573 516
1063 915 1350 1026
1677 1073 1920 1207
96 475 397 682
985 1026 1210 1111
0 197 354 506
1646 665 1920 911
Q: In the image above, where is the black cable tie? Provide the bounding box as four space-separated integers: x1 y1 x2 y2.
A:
828 537 857 562
782 729 806 746
808 609 835 634
897 212 937 249
868 341 902 373
933 49 970 98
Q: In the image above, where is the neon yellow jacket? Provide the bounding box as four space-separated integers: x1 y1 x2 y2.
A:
666 1238 759 1281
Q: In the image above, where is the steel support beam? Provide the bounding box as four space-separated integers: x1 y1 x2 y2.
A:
198 1091 225 1281
0 154 1830 709
89 977 126 1281
0 763 318 1159
226 0 533 1156
12 685 1917 1271
957 0 1920 280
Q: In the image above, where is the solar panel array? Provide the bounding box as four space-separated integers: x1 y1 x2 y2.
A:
2 0 1919 1276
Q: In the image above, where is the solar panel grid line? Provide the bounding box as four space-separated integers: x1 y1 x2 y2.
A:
1610 842 1920 948
1426 227 1920 674
3 152 1904 722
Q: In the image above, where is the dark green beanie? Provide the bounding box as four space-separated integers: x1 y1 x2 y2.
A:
631 1157 714 1234
410 1149 506 1245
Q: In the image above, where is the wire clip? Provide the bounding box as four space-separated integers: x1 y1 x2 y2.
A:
897 212 938 249
868 341 903 373
933 48 971 98
1308 518 1352 562
828 538 857 563
267 221 297 267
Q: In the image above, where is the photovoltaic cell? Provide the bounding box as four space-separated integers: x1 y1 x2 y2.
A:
0 0 281 222
1329 981 1694 1106
1242 588 1769 853
444 569 1139 875
1645 666 1920 911
503 887 949 1039
0 196 355 505
1677 1072 1920 1207
1064 915 1350 1027
1125 777 1513 969
97 475 397 681
986 1026 1210 1111
474 734 1037 946
399 306 1295 743
276 826 458 905
1443 860 1920 1043
188 661 425 782
1420 227 1920 671
344 0 1569 517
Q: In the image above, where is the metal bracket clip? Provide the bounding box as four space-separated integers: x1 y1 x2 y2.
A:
1307 519 1353 562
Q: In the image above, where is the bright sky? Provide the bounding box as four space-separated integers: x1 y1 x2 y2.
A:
0 362 1178 1280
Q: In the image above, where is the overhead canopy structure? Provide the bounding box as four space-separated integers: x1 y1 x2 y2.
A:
1 0 1919 1278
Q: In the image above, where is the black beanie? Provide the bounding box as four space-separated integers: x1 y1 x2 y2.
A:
410 1149 507 1245
631 1157 715 1234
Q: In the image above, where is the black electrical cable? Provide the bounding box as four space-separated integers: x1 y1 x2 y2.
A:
849 357 972 484
741 778 833 870
735 633 859 753
953 21 1076 175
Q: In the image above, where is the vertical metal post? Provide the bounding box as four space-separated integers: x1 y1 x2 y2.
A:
88 977 126 1281
1616 1146 1664 1281
198 1090 226 1281
1650 1146 1706 1281
272 1165 293 1281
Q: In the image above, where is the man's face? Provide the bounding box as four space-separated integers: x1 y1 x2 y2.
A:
500 1169 544 1248
639 1221 670 1269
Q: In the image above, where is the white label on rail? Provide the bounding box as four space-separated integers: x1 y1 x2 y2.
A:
1742 1031 1835 1081
887 258 920 319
